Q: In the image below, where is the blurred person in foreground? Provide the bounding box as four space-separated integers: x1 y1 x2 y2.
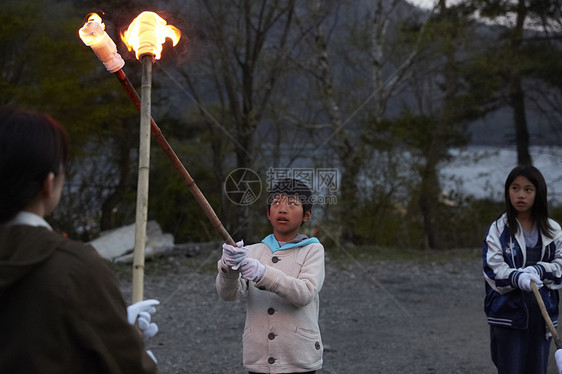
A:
0 106 159 373
216 178 325 374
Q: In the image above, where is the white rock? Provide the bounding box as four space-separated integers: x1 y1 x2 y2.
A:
88 221 174 262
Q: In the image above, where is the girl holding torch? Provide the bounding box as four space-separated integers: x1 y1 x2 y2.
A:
483 165 562 373
0 106 159 373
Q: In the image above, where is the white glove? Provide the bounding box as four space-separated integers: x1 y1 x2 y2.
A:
239 258 265 282
127 299 159 339
222 240 247 270
555 349 562 374
146 350 157 364
516 271 543 292
522 266 540 277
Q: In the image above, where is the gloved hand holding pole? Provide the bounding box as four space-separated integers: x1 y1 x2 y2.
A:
531 281 562 349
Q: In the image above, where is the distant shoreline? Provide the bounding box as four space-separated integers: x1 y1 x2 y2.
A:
442 145 562 203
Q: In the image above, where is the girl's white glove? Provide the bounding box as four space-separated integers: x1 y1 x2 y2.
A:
516 271 542 292
239 258 265 282
556 349 562 374
522 266 541 277
127 299 160 339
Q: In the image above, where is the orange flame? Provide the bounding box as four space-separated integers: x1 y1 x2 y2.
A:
121 11 181 60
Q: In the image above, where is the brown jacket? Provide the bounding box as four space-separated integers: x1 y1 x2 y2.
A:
0 225 157 373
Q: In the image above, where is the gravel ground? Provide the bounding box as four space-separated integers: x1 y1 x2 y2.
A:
116 244 560 374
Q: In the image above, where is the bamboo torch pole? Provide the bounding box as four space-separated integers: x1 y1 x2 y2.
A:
112 69 235 247
122 11 171 304
131 53 154 303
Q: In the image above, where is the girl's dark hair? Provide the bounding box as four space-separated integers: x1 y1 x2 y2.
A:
504 165 553 239
0 106 69 224
267 178 313 215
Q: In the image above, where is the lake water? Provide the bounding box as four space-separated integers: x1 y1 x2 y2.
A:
441 146 562 203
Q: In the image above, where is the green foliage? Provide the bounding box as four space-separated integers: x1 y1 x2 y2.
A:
353 194 425 248
147 136 223 243
523 41 562 89
0 0 128 141
549 205 562 228
353 190 505 250
0 0 145 239
434 195 504 248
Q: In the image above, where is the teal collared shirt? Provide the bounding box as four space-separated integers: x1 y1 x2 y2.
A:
262 233 320 253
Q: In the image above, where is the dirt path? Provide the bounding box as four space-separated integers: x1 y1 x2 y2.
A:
117 247 560 373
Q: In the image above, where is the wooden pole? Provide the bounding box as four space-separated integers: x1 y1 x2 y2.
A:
132 54 154 304
113 68 235 247
531 281 562 349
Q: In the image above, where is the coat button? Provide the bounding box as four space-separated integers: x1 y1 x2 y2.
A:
268 332 276 340
272 256 279 263
268 357 275 364
221 267 228 273
267 307 275 315
258 286 266 290
315 342 321 350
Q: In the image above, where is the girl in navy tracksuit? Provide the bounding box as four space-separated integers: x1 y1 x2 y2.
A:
483 165 562 374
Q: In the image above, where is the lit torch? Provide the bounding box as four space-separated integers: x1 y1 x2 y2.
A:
78 13 124 73
122 11 175 304
79 13 235 304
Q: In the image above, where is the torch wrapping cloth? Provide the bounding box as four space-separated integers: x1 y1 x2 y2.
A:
79 19 124 73
137 12 160 59
122 11 180 60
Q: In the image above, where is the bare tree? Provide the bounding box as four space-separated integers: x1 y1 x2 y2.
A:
296 0 431 243
169 0 305 238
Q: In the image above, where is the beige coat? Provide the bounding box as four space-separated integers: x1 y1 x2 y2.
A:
216 240 325 373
